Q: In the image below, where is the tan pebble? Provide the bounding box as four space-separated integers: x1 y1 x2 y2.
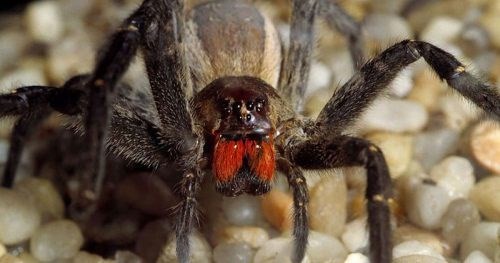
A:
73 251 107 263
17 253 40 263
219 226 269 248
470 121 500 174
0 254 23 263
0 245 4 258
480 12 500 50
309 172 347 237
261 189 293 231
14 177 65 221
366 132 413 179
469 176 500 221
408 69 445 111
393 224 446 256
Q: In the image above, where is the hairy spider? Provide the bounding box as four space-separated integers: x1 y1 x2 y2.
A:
1 0 499 262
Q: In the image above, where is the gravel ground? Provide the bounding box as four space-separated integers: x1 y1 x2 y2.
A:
0 0 499 262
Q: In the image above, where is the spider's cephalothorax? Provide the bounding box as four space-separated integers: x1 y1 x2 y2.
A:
1 0 499 263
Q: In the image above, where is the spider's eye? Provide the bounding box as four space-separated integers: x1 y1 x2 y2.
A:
221 99 231 114
255 99 265 112
246 101 254 111
232 102 242 112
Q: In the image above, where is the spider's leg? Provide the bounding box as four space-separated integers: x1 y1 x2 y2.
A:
317 40 500 134
277 158 309 263
140 1 203 262
319 0 364 69
289 135 393 263
278 0 318 112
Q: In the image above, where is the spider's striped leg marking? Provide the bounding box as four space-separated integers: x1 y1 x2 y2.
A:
289 136 393 263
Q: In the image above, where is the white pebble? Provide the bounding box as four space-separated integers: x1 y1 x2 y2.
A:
307 231 348 263
306 62 332 97
464 250 493 263
329 48 354 86
441 199 480 249
364 14 413 46
341 217 368 253
14 177 65 221
392 254 447 263
213 243 254 263
73 251 107 263
222 195 264 226
359 98 428 134
429 156 475 199
343 253 369 263
0 243 5 257
25 0 64 43
0 68 47 93
421 17 463 47
30 220 84 262
158 231 212 263
406 182 452 230
389 68 414 97
219 226 269 248
470 176 500 221
253 237 310 263
460 222 500 260
392 240 445 260
440 93 482 131
413 128 459 170
0 188 41 245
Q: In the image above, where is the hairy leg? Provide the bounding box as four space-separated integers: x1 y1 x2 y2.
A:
289 135 393 263
317 40 500 134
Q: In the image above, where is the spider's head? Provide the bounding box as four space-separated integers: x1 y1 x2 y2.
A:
193 76 277 196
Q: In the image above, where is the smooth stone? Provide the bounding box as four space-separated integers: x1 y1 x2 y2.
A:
469 176 500 221
441 199 480 250
429 156 475 199
13 177 65 221
406 182 452 230
393 225 445 255
0 30 28 73
304 88 333 118
158 231 212 263
343 253 369 263
213 242 254 263
328 48 354 86
73 251 109 263
17 253 39 263
114 251 142 263
0 188 41 245
261 190 293 232
223 194 264 227
408 69 445 111
470 121 500 174
420 17 463 46
366 132 413 179
218 226 269 248
253 237 310 263
464 250 493 263
480 7 500 49
0 244 5 258
388 68 414 98
307 231 348 262
413 128 460 170
439 92 481 131
25 0 64 43
0 254 23 263
0 68 47 91
393 240 445 260
460 222 500 260
392 254 447 263
309 172 347 237
306 62 332 97
30 220 84 262
359 98 428 134
363 14 413 47
341 217 368 253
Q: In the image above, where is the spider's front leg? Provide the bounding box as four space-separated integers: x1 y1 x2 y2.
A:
287 136 393 263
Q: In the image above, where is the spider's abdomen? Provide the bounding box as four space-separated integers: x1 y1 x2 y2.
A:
186 1 281 90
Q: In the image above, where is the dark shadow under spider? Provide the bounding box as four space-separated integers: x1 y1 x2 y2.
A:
1 0 499 262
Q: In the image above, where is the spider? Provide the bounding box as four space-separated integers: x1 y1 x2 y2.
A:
1 0 499 262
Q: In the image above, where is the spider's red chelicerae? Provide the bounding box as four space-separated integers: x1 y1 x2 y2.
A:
1 0 499 262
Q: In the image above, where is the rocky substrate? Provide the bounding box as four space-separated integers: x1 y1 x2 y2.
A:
0 0 500 262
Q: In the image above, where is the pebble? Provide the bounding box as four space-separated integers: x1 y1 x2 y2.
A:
0 254 23 263
366 132 413 179
464 250 493 263
309 174 347 237
253 237 310 263
0 68 47 92
413 128 460 170
343 253 369 263
393 225 445 255
16 253 39 263
420 17 463 47
25 0 64 43
158 231 212 263
392 254 447 263
389 68 414 98
341 217 368 253
363 14 413 49
0 188 41 245
328 48 354 86
13 177 65 221
480 3 500 50
0 30 28 73
392 240 445 260
73 251 109 263
470 121 500 174
439 93 482 131
469 176 500 221
213 242 254 263
114 251 142 263
405 181 452 230
441 199 481 250
224 195 265 227
30 220 84 262
460 222 500 260
307 231 348 262
218 226 269 248
0 244 4 257
429 156 475 199
261 190 293 232
408 69 445 111
359 98 428 134
304 88 333 118
306 62 332 97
